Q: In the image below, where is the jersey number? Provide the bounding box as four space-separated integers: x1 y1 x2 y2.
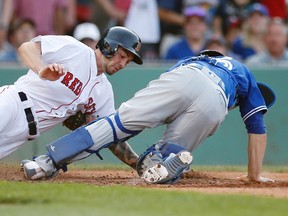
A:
214 57 233 70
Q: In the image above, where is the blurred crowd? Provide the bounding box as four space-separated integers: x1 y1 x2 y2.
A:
1 0 288 66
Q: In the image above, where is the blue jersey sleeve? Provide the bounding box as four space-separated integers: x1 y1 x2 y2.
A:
238 73 267 122
235 66 267 134
244 111 266 134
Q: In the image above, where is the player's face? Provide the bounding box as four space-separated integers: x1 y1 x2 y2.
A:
105 47 134 75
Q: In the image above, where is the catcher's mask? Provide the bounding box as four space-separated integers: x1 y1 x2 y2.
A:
96 26 143 65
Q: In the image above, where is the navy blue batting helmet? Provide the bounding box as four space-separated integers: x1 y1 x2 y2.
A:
96 26 143 65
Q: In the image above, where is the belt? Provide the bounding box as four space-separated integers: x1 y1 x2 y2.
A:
186 63 227 97
18 92 37 137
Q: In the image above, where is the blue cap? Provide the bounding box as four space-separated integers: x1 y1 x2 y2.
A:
247 3 269 16
184 6 206 18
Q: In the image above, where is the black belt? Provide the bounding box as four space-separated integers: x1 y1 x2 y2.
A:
18 92 37 137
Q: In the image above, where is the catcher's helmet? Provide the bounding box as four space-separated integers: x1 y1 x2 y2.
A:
97 26 143 65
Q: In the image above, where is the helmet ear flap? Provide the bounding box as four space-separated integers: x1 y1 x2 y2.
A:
102 41 118 57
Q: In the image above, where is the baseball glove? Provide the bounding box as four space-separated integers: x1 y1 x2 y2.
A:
62 111 87 130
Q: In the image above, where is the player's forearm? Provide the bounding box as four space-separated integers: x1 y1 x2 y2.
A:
0 0 13 49
247 133 267 181
158 8 185 26
1 0 13 27
108 141 139 169
18 42 45 73
96 0 117 17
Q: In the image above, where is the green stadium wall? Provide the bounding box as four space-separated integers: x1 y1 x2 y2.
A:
0 64 287 166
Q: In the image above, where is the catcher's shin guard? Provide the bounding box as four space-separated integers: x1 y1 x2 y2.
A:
47 112 141 167
47 127 94 166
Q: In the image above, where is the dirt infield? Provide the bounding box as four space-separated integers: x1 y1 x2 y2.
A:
1 164 288 198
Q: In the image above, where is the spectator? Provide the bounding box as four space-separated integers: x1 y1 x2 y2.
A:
124 0 160 61
73 22 100 49
245 17 288 66
0 18 36 64
164 6 208 61
157 0 185 58
96 0 131 27
204 34 241 60
64 0 77 34
157 0 220 58
205 34 227 54
13 0 69 35
96 0 160 61
183 0 220 26
0 0 13 49
213 0 256 37
231 3 269 61
223 17 242 51
76 0 94 23
260 0 287 19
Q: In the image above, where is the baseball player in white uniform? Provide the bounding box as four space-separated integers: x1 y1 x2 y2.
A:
0 26 142 169
21 50 275 184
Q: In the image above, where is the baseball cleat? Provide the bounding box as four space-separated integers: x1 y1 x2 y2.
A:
141 163 169 183
177 151 193 165
164 150 193 173
20 159 30 170
141 151 193 184
160 150 193 184
21 160 47 180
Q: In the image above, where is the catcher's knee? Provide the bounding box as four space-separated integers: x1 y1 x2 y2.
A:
85 112 142 149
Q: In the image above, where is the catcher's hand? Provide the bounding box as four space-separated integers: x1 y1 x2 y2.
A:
237 174 275 183
62 111 87 131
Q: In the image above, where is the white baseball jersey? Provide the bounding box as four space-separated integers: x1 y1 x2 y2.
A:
0 35 115 159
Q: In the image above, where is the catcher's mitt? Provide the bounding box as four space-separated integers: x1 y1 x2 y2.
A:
62 111 87 130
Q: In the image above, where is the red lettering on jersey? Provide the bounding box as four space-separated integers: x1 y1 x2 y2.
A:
61 71 83 96
84 97 96 115
61 72 73 86
69 78 80 92
74 82 82 95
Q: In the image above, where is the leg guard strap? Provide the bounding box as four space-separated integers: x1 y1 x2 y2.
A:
85 112 141 152
114 112 140 136
157 143 187 159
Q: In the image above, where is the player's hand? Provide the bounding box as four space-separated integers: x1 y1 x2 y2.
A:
39 63 66 81
237 174 275 183
85 115 97 124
